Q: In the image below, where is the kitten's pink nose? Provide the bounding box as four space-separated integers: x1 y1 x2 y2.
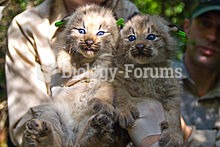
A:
85 39 94 46
135 43 145 50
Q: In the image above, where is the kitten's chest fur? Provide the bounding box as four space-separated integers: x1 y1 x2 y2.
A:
116 65 167 99
127 77 157 98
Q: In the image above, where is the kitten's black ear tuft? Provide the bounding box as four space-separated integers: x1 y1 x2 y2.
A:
168 24 179 32
127 12 140 21
168 24 187 38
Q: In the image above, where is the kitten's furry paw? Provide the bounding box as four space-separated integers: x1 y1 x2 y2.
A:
89 113 114 134
88 113 114 144
117 104 139 129
75 114 114 147
23 119 52 146
159 121 183 147
89 99 117 121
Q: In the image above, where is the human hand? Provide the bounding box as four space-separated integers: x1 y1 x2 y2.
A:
181 116 192 141
127 99 165 147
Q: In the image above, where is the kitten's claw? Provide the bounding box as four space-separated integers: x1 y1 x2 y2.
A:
75 113 114 146
89 99 117 121
88 113 114 144
117 105 139 129
89 113 113 132
23 119 52 146
25 119 51 137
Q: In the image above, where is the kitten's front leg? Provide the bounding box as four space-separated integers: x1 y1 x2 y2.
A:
114 87 139 129
157 79 183 147
89 82 117 119
57 48 73 77
22 105 73 147
159 105 183 147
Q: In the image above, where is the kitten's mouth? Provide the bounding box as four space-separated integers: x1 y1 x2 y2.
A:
84 47 98 52
135 53 152 57
81 47 99 57
131 50 153 58
130 44 153 58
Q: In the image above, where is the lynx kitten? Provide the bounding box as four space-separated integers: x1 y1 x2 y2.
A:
113 14 183 146
23 5 122 147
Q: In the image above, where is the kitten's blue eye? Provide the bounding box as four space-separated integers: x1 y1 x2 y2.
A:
146 34 156 40
128 35 136 42
96 31 105 36
78 29 86 34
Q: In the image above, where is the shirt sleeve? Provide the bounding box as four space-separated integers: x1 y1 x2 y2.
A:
6 12 53 145
186 127 218 147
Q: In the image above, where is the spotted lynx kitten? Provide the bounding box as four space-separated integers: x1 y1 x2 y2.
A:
23 5 123 147
113 14 183 146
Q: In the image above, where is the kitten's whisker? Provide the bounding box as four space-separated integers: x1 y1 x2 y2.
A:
113 51 128 57
71 48 80 54
97 57 112 62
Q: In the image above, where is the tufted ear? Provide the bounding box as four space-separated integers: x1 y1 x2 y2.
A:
127 12 140 21
55 15 71 28
168 24 179 32
151 15 178 33
168 24 187 39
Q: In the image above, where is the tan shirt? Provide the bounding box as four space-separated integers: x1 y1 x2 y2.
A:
6 0 139 145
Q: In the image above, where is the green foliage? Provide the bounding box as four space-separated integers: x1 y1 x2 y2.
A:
19 0 27 10
34 0 44 5
18 0 45 10
133 0 162 15
133 0 187 25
